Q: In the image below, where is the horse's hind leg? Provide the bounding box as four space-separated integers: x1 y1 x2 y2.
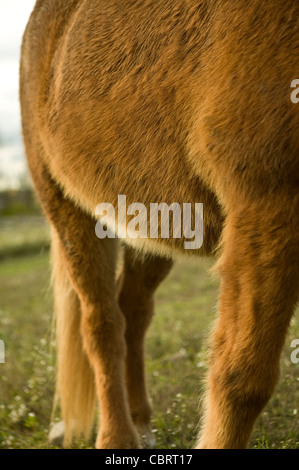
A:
198 195 299 449
118 246 173 446
57 221 138 448
31 169 138 448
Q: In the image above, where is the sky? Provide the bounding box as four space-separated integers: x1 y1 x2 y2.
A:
0 0 36 189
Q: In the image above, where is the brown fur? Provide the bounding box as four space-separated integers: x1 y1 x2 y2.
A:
20 0 299 448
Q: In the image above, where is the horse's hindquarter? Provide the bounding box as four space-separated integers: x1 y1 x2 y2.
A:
21 0 223 255
21 0 299 254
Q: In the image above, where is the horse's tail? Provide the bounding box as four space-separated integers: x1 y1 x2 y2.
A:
51 228 96 446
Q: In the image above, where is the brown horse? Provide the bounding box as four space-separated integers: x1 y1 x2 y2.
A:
19 0 299 449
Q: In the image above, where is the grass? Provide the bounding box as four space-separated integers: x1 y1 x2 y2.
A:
0 216 50 260
0 216 298 449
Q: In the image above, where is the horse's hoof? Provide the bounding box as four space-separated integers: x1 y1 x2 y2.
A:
49 421 65 447
96 425 140 449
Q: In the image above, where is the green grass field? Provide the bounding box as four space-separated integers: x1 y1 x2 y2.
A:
0 216 298 449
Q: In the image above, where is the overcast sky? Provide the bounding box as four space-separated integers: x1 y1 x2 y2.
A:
0 0 36 59
0 0 36 188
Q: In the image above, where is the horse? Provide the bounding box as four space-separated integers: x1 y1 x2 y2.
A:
19 0 299 449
